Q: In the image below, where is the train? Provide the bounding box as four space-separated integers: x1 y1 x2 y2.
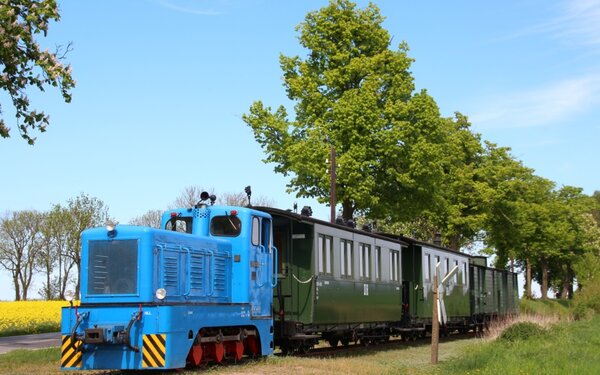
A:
60 193 518 370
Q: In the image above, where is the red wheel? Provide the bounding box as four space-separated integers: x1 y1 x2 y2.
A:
187 344 203 366
225 340 244 362
214 342 224 363
244 335 260 357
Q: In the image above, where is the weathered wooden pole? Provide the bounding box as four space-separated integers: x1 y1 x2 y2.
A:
431 273 439 364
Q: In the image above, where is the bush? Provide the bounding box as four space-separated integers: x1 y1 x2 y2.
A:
499 321 545 342
573 281 600 320
573 305 596 321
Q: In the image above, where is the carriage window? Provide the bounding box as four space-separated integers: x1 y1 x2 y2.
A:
210 215 242 237
424 254 430 281
462 262 468 285
359 243 371 280
318 234 333 275
390 250 400 282
454 260 459 283
340 239 353 278
375 246 381 281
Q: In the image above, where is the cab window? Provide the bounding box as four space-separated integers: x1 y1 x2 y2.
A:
165 217 192 233
210 215 242 236
251 217 260 245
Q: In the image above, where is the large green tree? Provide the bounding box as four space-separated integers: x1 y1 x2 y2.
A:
0 0 75 144
421 113 492 250
244 0 447 221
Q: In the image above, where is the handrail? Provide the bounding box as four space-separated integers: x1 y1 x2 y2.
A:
270 246 278 288
256 245 266 287
156 245 164 290
292 273 314 284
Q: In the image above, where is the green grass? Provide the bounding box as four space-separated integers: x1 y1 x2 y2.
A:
0 348 62 375
438 315 600 375
518 298 573 319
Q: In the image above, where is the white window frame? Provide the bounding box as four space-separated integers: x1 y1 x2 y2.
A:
390 250 400 282
340 239 353 278
317 234 333 275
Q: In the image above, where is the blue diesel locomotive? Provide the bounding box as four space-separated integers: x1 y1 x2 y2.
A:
61 197 277 370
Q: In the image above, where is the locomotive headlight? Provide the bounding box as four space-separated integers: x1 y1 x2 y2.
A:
65 290 75 302
105 220 118 238
155 288 167 300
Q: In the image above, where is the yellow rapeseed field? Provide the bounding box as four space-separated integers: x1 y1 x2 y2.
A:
0 300 77 336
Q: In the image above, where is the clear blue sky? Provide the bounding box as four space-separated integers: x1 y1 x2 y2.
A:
1 0 599 300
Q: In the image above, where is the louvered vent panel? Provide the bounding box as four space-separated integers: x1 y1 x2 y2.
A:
163 254 179 287
189 253 205 291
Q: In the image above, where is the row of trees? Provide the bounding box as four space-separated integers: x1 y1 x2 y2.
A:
243 0 600 299
0 187 272 301
0 194 108 300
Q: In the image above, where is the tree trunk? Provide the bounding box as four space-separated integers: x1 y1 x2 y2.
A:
341 199 354 221
13 276 20 301
75 261 81 298
448 235 459 251
560 263 570 300
541 259 548 300
525 258 532 299
46 261 52 300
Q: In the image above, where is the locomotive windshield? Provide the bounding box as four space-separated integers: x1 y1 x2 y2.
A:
210 215 241 237
87 239 138 295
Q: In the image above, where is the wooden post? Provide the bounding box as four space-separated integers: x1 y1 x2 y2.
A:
330 147 336 223
431 273 439 364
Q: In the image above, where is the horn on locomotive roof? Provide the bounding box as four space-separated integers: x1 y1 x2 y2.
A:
195 191 216 208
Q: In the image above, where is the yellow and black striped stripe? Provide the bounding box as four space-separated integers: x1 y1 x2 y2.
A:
142 334 166 368
61 335 82 368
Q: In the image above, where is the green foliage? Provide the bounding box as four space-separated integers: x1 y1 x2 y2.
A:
0 0 75 144
573 280 600 320
499 321 544 342
244 0 448 221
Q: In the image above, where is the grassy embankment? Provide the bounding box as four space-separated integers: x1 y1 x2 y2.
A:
1 299 597 375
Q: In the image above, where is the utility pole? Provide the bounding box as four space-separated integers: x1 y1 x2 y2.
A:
330 146 336 223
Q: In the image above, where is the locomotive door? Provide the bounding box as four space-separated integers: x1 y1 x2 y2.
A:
249 215 275 318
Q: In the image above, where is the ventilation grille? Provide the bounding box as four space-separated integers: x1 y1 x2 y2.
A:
194 208 209 218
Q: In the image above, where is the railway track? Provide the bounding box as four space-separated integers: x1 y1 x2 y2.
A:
278 330 479 358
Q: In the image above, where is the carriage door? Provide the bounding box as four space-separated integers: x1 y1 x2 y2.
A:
249 216 274 318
